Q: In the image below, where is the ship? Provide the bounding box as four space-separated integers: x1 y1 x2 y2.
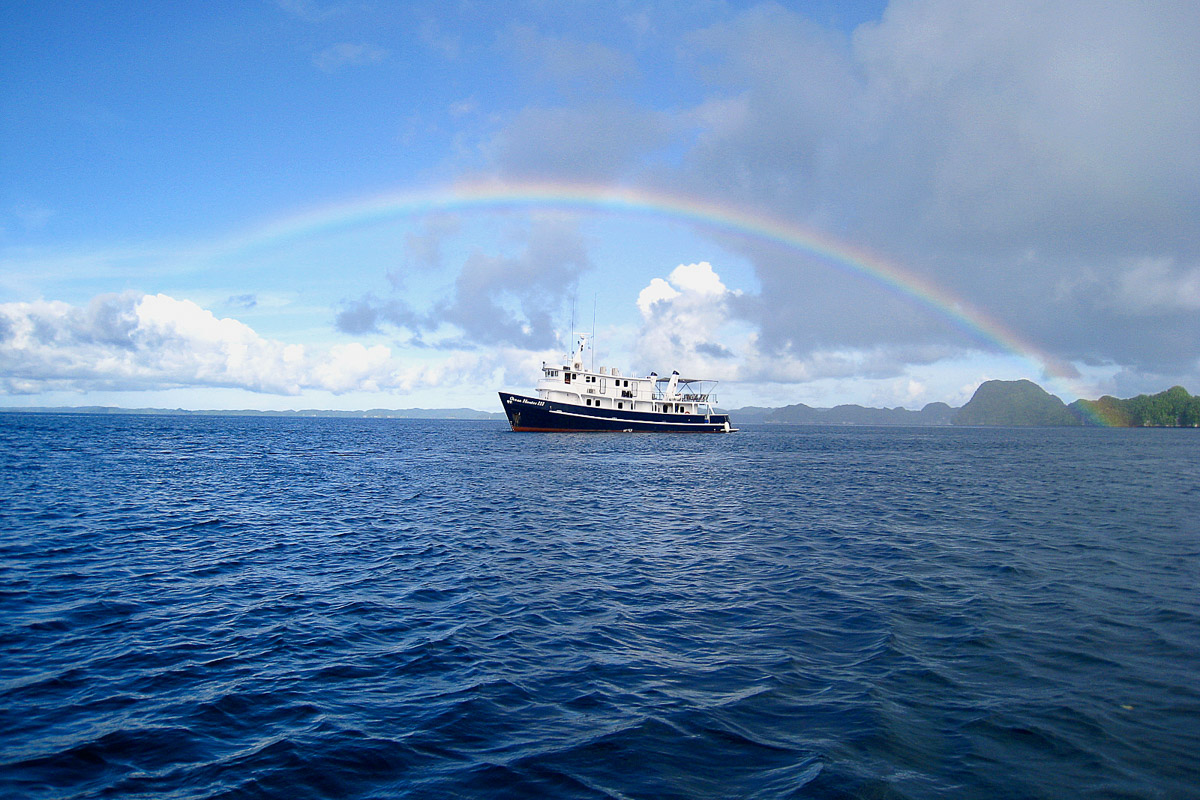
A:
499 334 736 432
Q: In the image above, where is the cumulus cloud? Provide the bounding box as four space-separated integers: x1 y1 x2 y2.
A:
0 293 439 396
338 217 592 348
635 262 748 375
635 261 980 390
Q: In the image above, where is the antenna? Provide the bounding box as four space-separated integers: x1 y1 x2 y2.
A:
591 294 597 371
568 291 576 360
564 289 578 362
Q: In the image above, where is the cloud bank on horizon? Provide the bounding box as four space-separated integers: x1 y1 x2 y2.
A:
2 1 1198 410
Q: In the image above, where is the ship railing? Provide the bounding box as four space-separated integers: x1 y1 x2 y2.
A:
650 390 713 402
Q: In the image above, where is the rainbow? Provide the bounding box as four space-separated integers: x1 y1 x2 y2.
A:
219 179 1112 425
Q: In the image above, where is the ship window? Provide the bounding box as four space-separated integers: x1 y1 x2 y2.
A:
617 402 623 409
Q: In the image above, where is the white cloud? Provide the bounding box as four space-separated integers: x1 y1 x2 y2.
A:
635 277 679 315
312 342 392 392
667 261 727 296
629 262 1062 408
634 261 749 377
0 293 441 396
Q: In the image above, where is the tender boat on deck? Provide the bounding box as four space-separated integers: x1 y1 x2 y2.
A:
499 334 736 433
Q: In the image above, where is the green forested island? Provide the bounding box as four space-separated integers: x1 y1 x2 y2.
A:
1070 385 1200 427
959 380 1200 427
731 380 1199 427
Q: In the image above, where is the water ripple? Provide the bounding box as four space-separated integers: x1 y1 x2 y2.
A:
1 415 1197 799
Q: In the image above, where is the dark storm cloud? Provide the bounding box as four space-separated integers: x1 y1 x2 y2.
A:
459 1 1199 393
681 2 1198 388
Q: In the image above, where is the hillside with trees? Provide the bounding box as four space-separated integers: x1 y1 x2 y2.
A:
726 381 1198 427
1070 386 1200 427
952 380 1081 426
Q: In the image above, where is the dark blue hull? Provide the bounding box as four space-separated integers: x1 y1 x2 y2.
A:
499 392 734 432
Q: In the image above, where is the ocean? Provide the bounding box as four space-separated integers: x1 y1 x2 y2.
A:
1 413 1197 799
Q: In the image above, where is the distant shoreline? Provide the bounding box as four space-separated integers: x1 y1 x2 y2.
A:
3 379 1197 427
0 406 506 421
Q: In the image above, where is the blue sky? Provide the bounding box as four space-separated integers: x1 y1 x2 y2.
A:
3 1 1198 411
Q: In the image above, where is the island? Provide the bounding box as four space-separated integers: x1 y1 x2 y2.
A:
727 381 1199 427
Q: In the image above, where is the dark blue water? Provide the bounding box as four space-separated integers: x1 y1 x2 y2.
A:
1 414 1197 799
